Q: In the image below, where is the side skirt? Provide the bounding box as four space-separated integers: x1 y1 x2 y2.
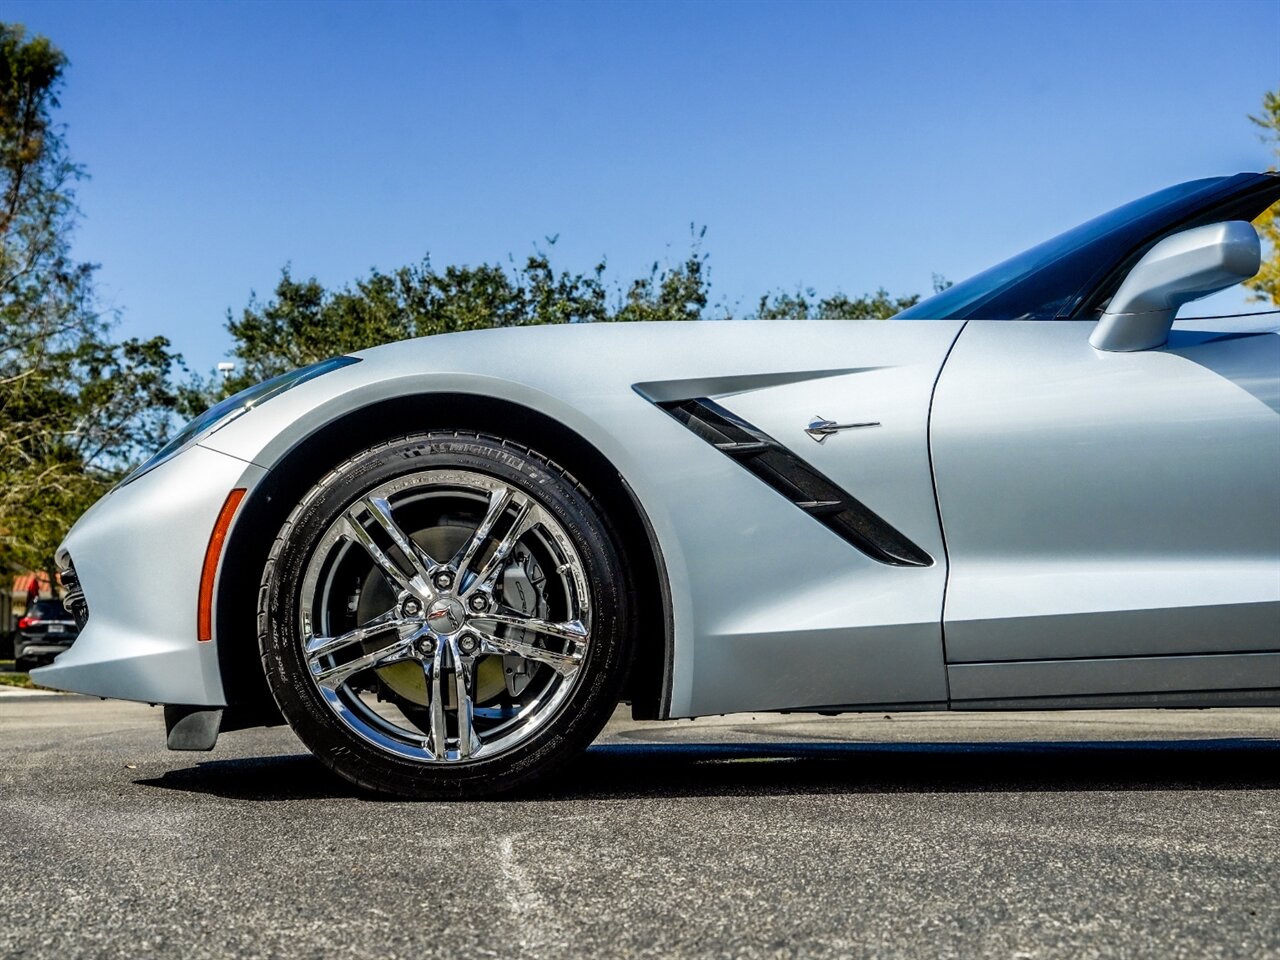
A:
952 689 1280 710
948 652 1280 708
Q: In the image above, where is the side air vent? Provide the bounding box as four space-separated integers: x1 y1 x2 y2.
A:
659 398 933 568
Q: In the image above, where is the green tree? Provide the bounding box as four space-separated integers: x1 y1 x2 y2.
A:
754 287 921 320
1246 89 1280 305
212 239 714 396
210 217 931 403
612 226 712 323
0 24 184 577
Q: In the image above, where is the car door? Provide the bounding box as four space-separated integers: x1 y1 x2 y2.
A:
930 317 1280 705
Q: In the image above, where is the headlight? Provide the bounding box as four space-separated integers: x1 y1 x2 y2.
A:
120 355 361 487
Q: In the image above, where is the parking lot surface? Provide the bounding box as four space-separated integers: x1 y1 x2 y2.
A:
2 695 1277 959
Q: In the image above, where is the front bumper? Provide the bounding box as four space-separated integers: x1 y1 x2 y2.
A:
31 445 265 705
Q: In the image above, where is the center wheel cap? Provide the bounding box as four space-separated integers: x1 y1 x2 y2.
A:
425 596 467 636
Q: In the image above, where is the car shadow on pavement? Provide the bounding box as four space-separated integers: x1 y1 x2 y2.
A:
550 739 1280 799
137 737 1280 802
137 754 347 800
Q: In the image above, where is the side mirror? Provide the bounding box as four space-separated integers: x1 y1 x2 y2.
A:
1089 220 1261 352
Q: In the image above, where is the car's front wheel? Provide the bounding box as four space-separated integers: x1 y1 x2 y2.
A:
258 432 635 798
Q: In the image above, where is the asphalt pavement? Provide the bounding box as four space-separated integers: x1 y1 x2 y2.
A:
1 694 1277 959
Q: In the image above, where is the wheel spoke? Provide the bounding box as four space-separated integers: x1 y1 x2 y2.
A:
475 610 589 644
471 627 584 678
312 634 419 690
450 640 479 759
363 495 439 584
460 498 535 597
342 505 428 598
452 486 514 588
305 609 408 660
425 644 448 758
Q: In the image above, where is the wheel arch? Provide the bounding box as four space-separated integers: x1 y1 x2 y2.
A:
214 392 671 732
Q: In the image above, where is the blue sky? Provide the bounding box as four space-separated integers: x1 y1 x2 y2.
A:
7 0 1280 372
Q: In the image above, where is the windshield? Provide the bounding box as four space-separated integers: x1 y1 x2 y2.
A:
896 176 1254 322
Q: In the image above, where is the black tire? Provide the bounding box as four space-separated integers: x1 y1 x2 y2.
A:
12 656 31 673
258 432 635 798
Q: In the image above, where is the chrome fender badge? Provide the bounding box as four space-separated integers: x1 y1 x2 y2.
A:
805 416 880 444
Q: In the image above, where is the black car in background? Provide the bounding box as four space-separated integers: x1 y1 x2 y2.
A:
14 599 79 671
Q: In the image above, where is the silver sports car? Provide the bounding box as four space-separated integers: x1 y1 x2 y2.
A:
35 173 1280 798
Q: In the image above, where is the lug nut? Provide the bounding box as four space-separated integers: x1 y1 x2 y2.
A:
458 635 479 655
402 598 421 617
434 571 454 590
418 637 436 656
469 594 488 612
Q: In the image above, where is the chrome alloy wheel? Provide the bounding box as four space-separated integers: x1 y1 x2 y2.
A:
297 469 592 763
